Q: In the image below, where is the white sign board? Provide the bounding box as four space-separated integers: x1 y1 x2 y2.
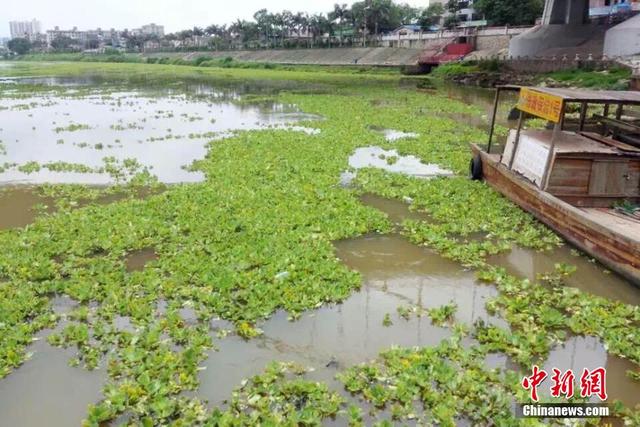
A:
511 134 549 187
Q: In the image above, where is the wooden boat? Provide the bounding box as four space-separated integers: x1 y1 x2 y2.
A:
471 86 640 286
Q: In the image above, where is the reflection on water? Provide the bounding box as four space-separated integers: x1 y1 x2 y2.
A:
198 195 504 409
0 331 105 427
0 82 319 185
491 245 640 306
541 336 640 409
198 232 502 408
369 125 419 142
0 75 638 424
348 146 454 178
441 83 519 128
437 83 520 146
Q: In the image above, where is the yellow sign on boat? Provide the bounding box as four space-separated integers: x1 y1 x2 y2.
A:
518 88 564 123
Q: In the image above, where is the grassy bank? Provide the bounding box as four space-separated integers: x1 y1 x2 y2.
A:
10 52 403 75
0 62 638 425
432 60 633 90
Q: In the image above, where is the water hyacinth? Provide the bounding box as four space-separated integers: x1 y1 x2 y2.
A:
0 62 638 425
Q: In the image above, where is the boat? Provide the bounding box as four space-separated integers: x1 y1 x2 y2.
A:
470 85 640 285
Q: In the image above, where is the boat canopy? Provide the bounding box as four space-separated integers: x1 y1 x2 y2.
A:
516 87 640 106
487 85 640 153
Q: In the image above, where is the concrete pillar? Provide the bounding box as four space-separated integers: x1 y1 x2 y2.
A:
510 0 592 57
542 0 589 25
565 0 589 24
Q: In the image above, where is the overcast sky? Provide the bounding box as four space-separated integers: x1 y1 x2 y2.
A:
3 0 431 37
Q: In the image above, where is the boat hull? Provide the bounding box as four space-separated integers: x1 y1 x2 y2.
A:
471 143 640 286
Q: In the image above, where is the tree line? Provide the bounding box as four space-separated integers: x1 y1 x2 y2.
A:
163 0 542 50
5 0 544 54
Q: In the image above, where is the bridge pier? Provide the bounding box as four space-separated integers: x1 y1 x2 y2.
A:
542 0 589 25
510 0 594 58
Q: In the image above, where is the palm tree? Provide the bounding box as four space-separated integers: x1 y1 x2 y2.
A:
329 4 351 46
308 14 329 48
292 12 308 48
253 9 274 48
229 20 258 49
369 0 394 45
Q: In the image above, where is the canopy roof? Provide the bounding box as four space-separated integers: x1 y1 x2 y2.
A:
497 85 640 105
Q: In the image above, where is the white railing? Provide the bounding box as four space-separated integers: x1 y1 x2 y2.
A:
381 26 531 42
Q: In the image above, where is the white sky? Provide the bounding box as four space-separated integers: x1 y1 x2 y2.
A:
3 0 431 37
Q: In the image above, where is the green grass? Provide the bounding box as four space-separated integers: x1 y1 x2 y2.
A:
10 52 403 75
430 62 479 78
542 67 632 90
431 60 633 90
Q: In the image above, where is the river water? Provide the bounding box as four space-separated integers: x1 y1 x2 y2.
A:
0 75 637 426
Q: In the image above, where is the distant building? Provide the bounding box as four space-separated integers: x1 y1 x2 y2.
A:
454 0 487 27
43 23 164 50
9 19 42 40
46 26 122 49
590 0 638 17
425 0 486 28
137 23 165 37
46 26 84 45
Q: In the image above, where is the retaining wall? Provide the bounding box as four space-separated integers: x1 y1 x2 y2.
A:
182 47 425 66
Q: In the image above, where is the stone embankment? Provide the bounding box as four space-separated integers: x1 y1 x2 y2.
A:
182 48 425 67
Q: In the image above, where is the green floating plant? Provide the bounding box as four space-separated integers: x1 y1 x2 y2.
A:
208 361 344 426
0 61 637 426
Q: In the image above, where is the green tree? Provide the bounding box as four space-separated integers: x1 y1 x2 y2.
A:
475 0 544 26
418 3 445 30
352 0 403 45
395 3 419 24
7 38 31 55
253 9 275 47
50 36 76 51
329 3 352 46
309 14 330 47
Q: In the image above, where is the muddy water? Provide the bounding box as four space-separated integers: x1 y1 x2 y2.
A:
0 187 52 229
368 197 640 412
541 336 640 409
0 338 105 427
199 231 503 407
125 247 158 272
1 75 639 425
0 194 637 424
490 245 640 306
198 197 640 420
0 298 105 427
198 195 505 410
0 185 162 231
360 193 430 224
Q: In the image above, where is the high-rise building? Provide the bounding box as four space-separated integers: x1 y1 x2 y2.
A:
139 23 165 37
9 19 42 40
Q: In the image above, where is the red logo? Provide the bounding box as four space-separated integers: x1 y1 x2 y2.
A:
580 367 608 401
522 365 548 402
521 366 607 402
550 368 575 398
